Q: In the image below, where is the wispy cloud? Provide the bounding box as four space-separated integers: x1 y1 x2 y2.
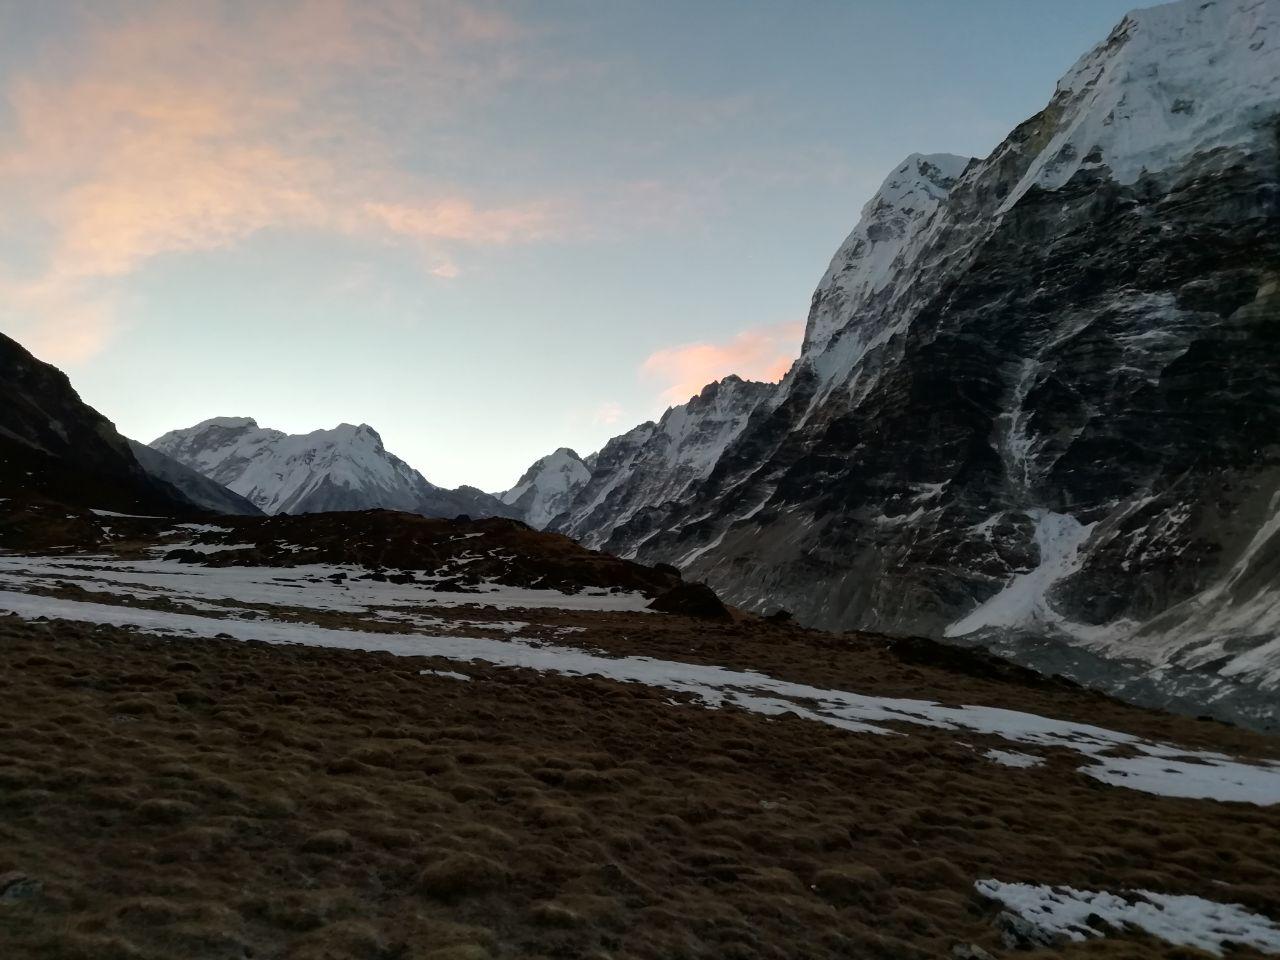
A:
363 199 559 246
0 0 563 363
640 321 802 408
0 273 122 366
591 401 625 426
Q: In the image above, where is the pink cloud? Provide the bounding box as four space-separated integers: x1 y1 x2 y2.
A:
0 1 560 361
641 321 803 407
363 198 559 246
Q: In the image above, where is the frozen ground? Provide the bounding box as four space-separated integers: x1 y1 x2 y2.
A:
976 879 1280 955
1 550 1277 807
0 552 655 615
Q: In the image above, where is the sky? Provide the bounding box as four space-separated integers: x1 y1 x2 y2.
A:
0 0 1141 491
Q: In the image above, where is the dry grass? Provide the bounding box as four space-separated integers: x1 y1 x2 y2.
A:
0 615 1277 959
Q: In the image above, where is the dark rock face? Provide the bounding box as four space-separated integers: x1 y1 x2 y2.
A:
548 1 1280 726
0 332 196 515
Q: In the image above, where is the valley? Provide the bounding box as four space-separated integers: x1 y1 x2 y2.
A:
2 1 1280 956
2 505 1279 958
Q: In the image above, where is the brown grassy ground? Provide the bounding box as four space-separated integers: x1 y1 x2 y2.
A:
1 614 1278 960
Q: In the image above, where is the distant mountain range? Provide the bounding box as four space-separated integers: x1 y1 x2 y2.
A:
150 417 515 519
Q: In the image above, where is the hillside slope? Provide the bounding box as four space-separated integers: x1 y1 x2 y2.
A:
0 332 201 516
545 0 1280 726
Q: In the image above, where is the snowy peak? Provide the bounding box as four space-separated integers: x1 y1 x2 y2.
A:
150 419 286 493
801 152 972 356
1006 0 1280 205
875 152 971 206
197 416 259 431
500 447 591 529
151 418 513 520
550 374 778 549
654 375 776 469
800 0 1279 366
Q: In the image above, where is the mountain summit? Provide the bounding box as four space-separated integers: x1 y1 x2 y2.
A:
499 448 592 529
151 418 514 519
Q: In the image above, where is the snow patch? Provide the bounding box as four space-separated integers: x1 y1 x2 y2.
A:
0 554 654 614
975 879 1280 955
419 669 471 682
1 581 1276 805
947 510 1095 636
984 749 1045 769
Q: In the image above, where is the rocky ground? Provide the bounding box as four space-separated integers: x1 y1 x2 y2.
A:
1 509 1279 960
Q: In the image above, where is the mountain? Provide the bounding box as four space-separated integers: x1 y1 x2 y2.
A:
546 0 1280 726
531 375 778 548
0 331 202 515
802 152 974 359
151 417 516 519
126 440 262 516
498 447 591 528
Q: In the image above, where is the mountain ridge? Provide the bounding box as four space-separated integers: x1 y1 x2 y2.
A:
151 416 517 520
512 0 1280 727
0 331 247 517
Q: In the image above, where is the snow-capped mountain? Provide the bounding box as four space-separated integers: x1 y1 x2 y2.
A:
498 448 591 529
548 0 1280 726
151 417 514 519
557 375 777 551
504 374 776 542
802 152 972 358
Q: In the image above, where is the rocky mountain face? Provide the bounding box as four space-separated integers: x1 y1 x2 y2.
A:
524 375 777 549
151 417 516 519
0 332 211 515
544 0 1280 727
499 448 591 529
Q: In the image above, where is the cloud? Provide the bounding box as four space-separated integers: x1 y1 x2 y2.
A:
641 321 803 407
0 273 122 366
363 199 559 246
0 0 562 362
591 401 625 426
